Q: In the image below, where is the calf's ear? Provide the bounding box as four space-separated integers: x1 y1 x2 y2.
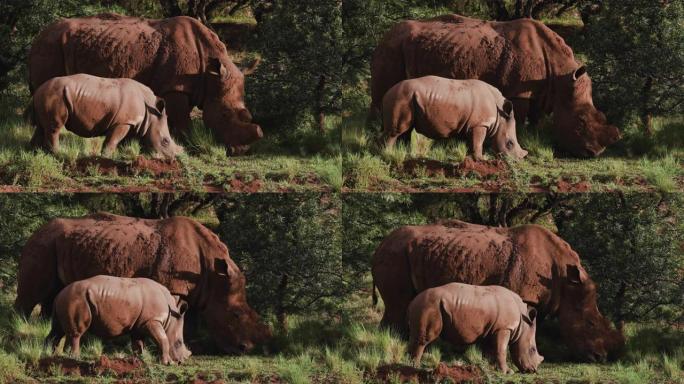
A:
146 102 163 117
155 98 166 114
502 100 514 119
169 305 181 318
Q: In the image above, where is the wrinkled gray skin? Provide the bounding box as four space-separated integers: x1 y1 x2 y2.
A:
408 283 543 374
30 74 183 159
381 76 527 160
46 275 192 365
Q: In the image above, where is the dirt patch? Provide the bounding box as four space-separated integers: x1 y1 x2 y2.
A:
228 174 263 192
376 363 482 384
131 156 180 177
75 156 124 176
74 156 180 177
37 355 144 378
403 158 507 178
555 178 591 192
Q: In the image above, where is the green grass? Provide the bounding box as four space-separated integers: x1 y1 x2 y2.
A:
0 289 681 384
342 109 684 192
0 91 340 192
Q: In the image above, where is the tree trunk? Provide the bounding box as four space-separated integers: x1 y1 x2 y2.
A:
613 281 626 324
315 75 327 133
159 0 182 17
486 0 510 20
276 273 289 332
641 77 654 136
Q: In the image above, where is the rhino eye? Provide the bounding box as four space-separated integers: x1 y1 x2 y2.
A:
506 140 514 149
162 138 170 147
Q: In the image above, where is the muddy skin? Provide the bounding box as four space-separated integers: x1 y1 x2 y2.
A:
15 212 271 354
408 283 543 373
30 74 182 159
371 220 625 361
370 14 621 157
47 276 190 365
381 76 527 161
28 13 262 153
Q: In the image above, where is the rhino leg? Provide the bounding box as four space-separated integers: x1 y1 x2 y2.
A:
470 125 487 161
163 92 191 139
45 317 65 353
131 333 145 354
29 124 44 149
41 122 63 154
408 307 443 365
67 335 82 358
101 124 131 157
146 321 173 365
511 99 530 128
380 103 413 149
494 329 513 374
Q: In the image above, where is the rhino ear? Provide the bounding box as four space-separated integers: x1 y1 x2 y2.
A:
169 305 181 319
155 98 166 114
146 102 163 117
567 264 583 285
178 301 188 315
501 99 514 120
573 65 587 81
214 258 230 276
208 57 227 78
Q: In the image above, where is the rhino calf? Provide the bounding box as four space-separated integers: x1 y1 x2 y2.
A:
381 76 527 161
408 282 543 374
30 74 182 159
46 275 191 365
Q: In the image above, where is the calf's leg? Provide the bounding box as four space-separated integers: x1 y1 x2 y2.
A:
145 321 173 365
408 307 443 365
101 124 131 157
494 330 513 374
470 125 487 161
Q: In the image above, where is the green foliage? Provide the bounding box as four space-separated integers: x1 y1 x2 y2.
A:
248 0 342 137
583 0 684 128
215 194 343 321
0 0 126 87
555 193 684 323
0 195 91 288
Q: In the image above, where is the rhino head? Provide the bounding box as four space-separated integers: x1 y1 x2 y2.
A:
553 66 621 157
202 57 263 155
558 264 625 362
202 258 272 354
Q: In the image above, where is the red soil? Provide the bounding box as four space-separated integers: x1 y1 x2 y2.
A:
403 158 507 178
376 363 482 384
38 355 144 378
228 174 263 192
75 156 180 177
556 178 591 192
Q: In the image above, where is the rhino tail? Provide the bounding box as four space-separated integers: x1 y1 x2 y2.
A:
372 277 378 307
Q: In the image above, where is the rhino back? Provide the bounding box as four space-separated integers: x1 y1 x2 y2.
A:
55 214 164 284
28 13 235 100
406 224 515 291
400 15 579 103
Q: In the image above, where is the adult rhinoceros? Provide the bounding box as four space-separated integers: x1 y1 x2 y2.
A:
371 14 621 157
371 220 624 362
28 13 262 155
15 212 271 354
